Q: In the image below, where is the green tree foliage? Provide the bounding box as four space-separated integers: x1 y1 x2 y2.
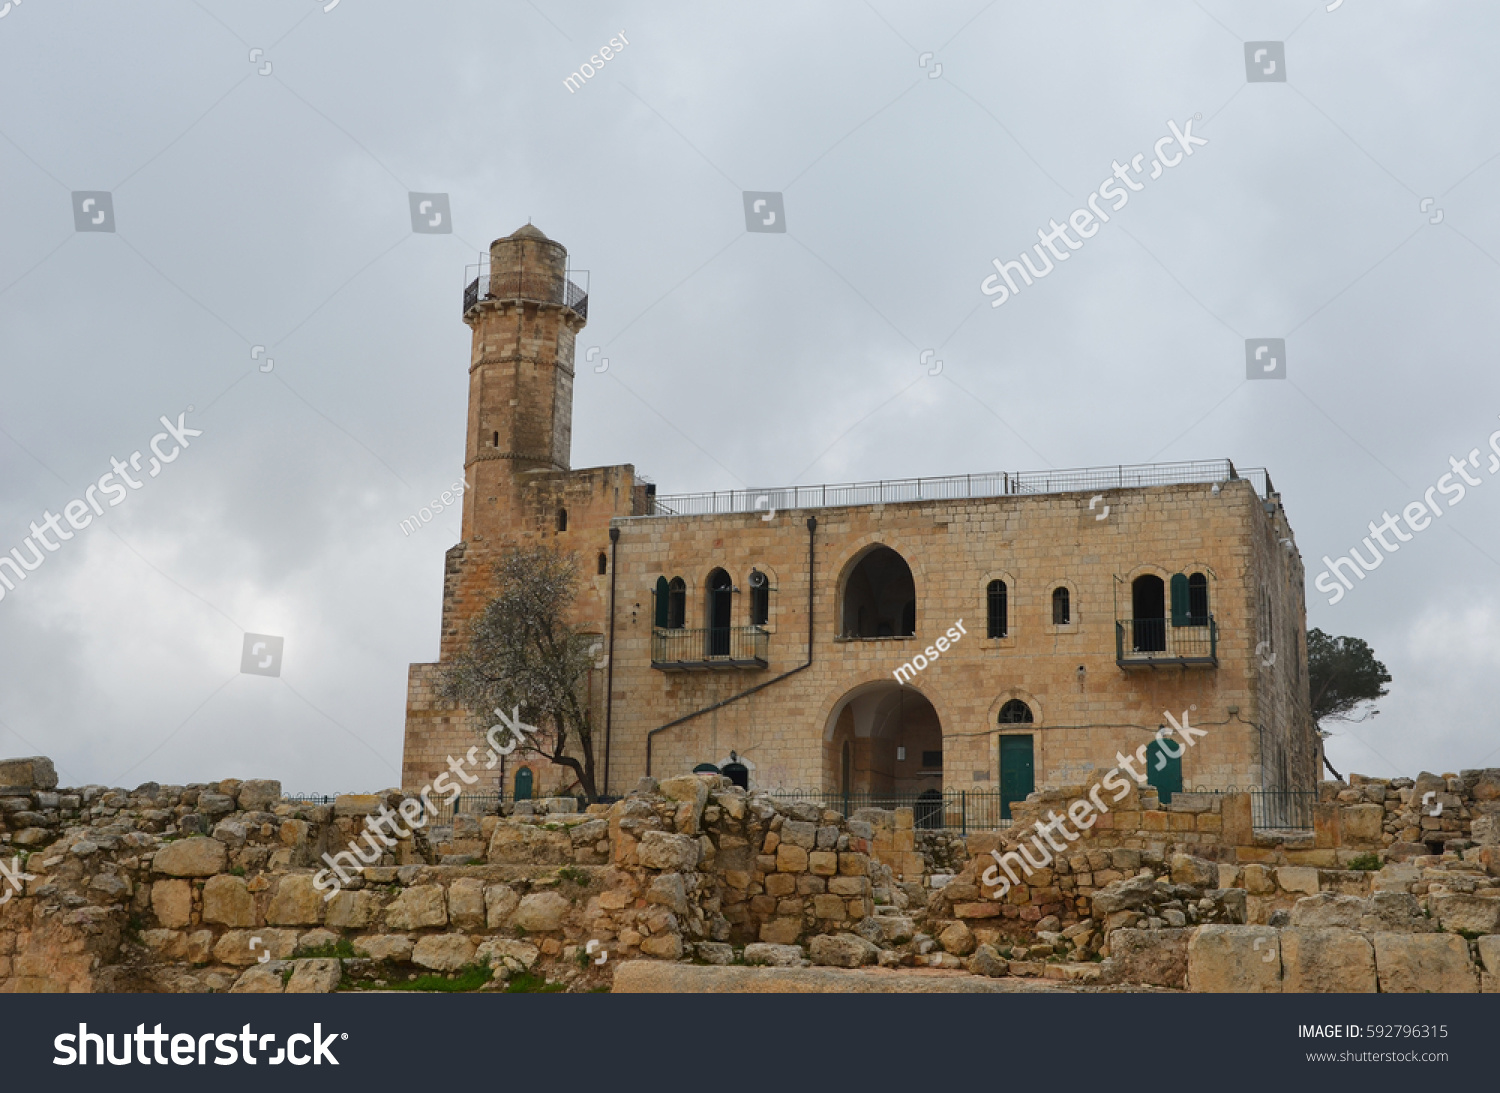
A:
439 545 601 800
1307 628 1391 725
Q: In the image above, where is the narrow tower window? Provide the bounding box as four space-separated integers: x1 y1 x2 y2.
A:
1052 586 1070 625
557 508 568 532
749 569 769 626
597 552 607 576
987 579 1008 638
668 577 686 629
493 431 499 447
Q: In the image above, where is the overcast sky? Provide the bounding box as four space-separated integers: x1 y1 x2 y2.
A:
1 0 1497 792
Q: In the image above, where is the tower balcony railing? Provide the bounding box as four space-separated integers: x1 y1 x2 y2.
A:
1115 616 1218 668
463 264 589 320
651 626 768 671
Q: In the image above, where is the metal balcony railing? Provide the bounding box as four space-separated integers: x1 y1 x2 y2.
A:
1115 616 1218 668
651 626 768 671
625 460 1272 519
463 266 589 320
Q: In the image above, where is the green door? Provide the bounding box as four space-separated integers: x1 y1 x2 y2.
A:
513 767 533 801
1145 739 1182 804
999 735 1034 820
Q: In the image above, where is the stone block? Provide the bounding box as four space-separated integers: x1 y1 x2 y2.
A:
637 831 701 872
229 965 285 994
1341 803 1385 843
285 958 341 993
413 934 478 971
214 929 297 966
758 917 802 945
838 852 869 876
647 873 689 915
484 884 519 927
776 845 808 872
1105 928 1188 989
1170 854 1218 888
966 943 1009 977
237 780 282 811
1373 933 1478 993
1186 925 1281 992
1430 893 1500 935
0 756 56 789
384 884 447 930
744 942 802 966
1222 793 1253 845
334 794 382 817
808 850 838 876
487 823 573 865
512 891 571 933
953 902 1000 919
1280 928 1376 993
1276 867 1320 895
938 921 975 955
1243 864 1275 894
640 933 683 960
809 933 879 967
151 879 192 928
811 894 846 920
152 837 227 877
203 874 255 927
828 875 870 897
354 934 413 962
447 878 486 929
764 873 796 897
1289 893 1364 929
267 874 323 926
476 939 539 969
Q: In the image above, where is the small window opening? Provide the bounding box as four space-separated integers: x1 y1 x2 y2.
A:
492 431 499 447
556 507 568 532
999 699 1034 724
1052 586 1070 625
987 580 1008 638
749 569 769 626
668 577 686 629
597 552 607 575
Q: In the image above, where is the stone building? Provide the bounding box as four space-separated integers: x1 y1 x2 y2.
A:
401 224 1317 810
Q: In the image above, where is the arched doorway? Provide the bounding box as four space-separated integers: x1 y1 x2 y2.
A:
823 681 942 808
513 766 534 801
721 761 749 789
707 568 733 656
1131 574 1166 652
841 546 916 637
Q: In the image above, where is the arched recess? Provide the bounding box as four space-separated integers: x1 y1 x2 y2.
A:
821 680 944 798
979 569 1017 644
1045 578 1079 633
706 568 733 655
1125 566 1170 653
838 544 917 638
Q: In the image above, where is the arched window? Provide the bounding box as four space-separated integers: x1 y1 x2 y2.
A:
653 576 669 628
841 546 916 637
1188 572 1209 625
667 577 686 629
597 552 607 576
707 569 732 656
987 580 1008 638
749 569 769 626
1052 586 1070 625
998 699 1034 724
556 508 568 532
1132 574 1166 652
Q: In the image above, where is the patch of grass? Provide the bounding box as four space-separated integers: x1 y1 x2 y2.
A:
296 937 358 959
466 858 485 866
505 970 564 993
358 961 494 993
1346 853 1382 871
280 966 295 986
513 925 527 937
228 865 246 877
556 866 590 886
1456 928 1483 941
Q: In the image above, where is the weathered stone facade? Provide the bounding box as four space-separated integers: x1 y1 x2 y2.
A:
400 225 1315 804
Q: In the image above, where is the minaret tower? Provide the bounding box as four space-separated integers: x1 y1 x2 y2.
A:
460 224 588 541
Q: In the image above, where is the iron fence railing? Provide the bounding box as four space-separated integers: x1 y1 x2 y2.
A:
628 460 1271 519
766 788 1013 834
1250 788 1317 831
1115 616 1219 666
651 626 769 670
463 266 589 320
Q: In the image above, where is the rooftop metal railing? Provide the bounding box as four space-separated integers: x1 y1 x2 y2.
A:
628 459 1271 519
463 265 589 320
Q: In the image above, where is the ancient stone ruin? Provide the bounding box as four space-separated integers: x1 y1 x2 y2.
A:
2 754 1498 993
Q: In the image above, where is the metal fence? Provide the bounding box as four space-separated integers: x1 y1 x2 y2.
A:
651 625 769 669
462 265 589 320
766 788 1012 834
1250 788 1318 831
630 460 1272 519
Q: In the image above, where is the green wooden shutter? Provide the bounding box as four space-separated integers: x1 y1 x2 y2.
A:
1169 573 1190 626
653 576 669 628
